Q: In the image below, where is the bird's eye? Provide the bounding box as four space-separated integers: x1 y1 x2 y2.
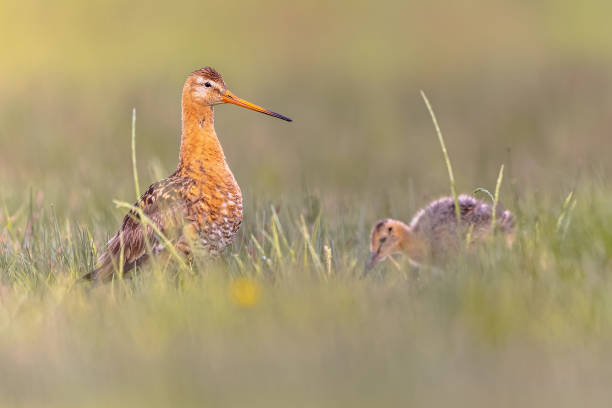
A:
379 237 387 244
204 82 212 88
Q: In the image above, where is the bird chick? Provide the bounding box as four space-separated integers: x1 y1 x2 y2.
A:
365 195 514 272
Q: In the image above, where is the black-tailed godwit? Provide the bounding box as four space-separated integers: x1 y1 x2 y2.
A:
84 67 292 282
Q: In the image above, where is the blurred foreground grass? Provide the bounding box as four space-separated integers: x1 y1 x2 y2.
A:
1 175 612 406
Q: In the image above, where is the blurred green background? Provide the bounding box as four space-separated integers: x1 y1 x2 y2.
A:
2 0 612 222
2 2 612 407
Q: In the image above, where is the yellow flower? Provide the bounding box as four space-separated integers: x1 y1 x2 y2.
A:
229 278 260 308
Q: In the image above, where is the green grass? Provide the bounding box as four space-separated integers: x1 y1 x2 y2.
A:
1 112 612 406
1 185 612 407
2 1 612 405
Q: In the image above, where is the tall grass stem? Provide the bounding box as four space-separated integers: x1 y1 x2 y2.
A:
420 91 460 225
131 108 140 199
491 164 504 229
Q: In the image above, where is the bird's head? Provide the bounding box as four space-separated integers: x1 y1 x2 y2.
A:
365 218 411 272
185 67 292 122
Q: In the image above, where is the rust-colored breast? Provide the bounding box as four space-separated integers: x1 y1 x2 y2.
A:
180 174 243 254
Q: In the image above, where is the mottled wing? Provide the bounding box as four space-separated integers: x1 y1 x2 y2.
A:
88 176 192 282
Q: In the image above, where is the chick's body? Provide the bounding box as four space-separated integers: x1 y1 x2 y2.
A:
409 194 514 258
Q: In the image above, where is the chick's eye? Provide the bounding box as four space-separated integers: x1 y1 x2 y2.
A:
379 237 387 244
204 82 212 88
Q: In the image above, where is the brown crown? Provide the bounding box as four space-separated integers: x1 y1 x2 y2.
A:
191 66 226 87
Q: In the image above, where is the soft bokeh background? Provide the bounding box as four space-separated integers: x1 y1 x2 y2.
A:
2 0 612 218
2 1 612 407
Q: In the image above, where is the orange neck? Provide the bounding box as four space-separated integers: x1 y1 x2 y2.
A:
398 223 426 263
177 92 232 181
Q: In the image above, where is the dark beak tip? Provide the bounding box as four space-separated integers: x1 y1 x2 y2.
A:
272 112 292 122
362 252 378 277
361 261 374 279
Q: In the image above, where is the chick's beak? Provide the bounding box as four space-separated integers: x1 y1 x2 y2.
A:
222 90 292 122
362 251 379 277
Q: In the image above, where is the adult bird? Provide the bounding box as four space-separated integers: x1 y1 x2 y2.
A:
84 67 292 282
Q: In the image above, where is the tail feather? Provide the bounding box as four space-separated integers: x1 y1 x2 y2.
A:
80 267 99 282
80 254 149 283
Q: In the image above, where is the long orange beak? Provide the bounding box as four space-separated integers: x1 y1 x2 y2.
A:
222 91 292 122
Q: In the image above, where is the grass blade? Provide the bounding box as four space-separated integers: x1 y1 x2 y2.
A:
420 91 460 226
131 108 141 199
491 164 504 229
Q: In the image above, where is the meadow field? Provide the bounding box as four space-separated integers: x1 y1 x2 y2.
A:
1 0 612 406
